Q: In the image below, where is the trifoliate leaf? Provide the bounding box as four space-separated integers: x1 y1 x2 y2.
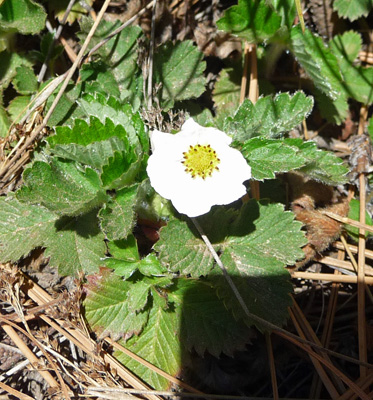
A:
106 236 167 278
285 138 349 185
0 196 57 262
290 26 343 100
345 199 373 241
114 293 181 390
78 19 142 97
168 279 252 357
225 92 314 141
13 66 38 95
99 185 139 241
330 31 373 105
153 40 207 110
46 211 106 276
241 138 307 180
217 0 282 43
155 208 237 277
17 159 108 216
0 0 46 34
156 200 305 330
84 273 149 339
333 0 373 21
211 200 305 328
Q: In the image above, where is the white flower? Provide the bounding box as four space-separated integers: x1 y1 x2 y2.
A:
146 118 252 217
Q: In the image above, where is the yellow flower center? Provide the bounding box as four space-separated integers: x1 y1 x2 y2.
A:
182 144 220 179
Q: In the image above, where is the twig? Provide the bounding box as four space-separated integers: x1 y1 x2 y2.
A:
37 0 77 83
321 211 373 233
0 381 34 400
291 272 373 284
1 323 60 389
84 1 156 63
240 42 250 104
265 333 279 400
357 104 368 378
289 307 339 399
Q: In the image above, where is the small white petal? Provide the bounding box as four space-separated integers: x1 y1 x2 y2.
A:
146 118 251 217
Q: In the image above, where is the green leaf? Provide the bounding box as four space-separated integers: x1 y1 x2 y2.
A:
241 138 307 180
78 19 142 100
0 197 105 276
155 209 237 277
211 200 305 328
345 199 373 241
212 67 241 129
49 116 129 147
285 138 349 185
225 92 314 141
13 66 38 95
333 0 373 21
0 51 32 92
101 150 140 190
114 293 181 390
47 112 149 181
290 26 343 100
168 279 252 357
368 117 373 142
7 95 31 124
45 82 83 127
153 40 207 110
329 31 361 63
0 0 46 34
313 87 349 125
51 136 127 171
84 273 149 339
80 62 121 99
0 196 57 262
17 159 108 216
156 201 305 330
330 31 373 105
0 102 10 136
99 185 138 241
46 211 106 276
266 0 296 28
106 236 167 278
217 0 282 43
77 94 149 157
48 0 93 24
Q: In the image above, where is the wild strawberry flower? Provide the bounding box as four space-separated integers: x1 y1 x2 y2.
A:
146 118 252 217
